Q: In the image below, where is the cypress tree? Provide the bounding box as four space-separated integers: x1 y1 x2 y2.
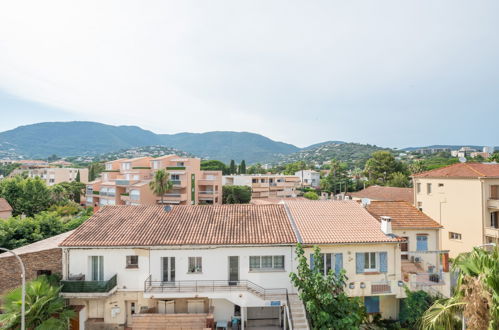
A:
75 170 81 182
240 160 246 174
229 160 236 174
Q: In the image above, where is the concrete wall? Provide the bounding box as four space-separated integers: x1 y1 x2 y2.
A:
0 248 62 294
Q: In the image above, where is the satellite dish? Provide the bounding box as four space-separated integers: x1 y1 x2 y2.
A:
361 198 371 207
459 157 467 163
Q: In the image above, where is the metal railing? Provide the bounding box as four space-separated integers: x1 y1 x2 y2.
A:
413 272 445 285
115 180 130 185
285 291 293 330
199 191 215 195
371 281 392 294
171 180 182 185
61 274 117 293
144 275 287 300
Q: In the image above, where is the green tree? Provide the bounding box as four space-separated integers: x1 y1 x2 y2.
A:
53 181 85 204
387 172 410 187
408 160 428 175
0 276 75 329
289 244 366 329
321 159 350 193
222 186 252 204
364 151 406 185
200 160 228 174
88 162 105 181
0 163 20 177
247 163 266 174
399 288 439 328
0 176 52 217
239 160 246 174
421 247 499 329
149 169 173 205
75 170 80 182
303 191 319 200
283 161 307 175
488 152 499 163
229 160 236 174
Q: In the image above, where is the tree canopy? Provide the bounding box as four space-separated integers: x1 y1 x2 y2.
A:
200 160 228 174
364 151 407 186
222 185 252 204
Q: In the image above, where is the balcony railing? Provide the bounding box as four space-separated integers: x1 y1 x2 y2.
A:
144 276 287 301
61 274 117 293
371 282 391 294
199 191 215 195
166 166 186 170
171 180 182 185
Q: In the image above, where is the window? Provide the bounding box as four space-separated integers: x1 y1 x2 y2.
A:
310 253 343 275
491 212 499 229
416 235 428 251
417 183 421 193
427 183 432 194
105 163 113 170
356 252 387 274
130 190 140 201
188 257 202 273
417 202 423 212
364 296 380 314
449 232 462 240
438 183 444 188
126 256 139 268
36 270 52 277
364 252 377 271
249 256 285 271
152 161 159 169
252 179 258 183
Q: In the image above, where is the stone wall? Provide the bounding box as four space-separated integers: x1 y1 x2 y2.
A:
0 248 63 294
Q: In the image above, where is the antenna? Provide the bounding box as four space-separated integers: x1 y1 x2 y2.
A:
459 157 467 163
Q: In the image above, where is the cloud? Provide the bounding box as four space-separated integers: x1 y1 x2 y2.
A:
0 0 498 147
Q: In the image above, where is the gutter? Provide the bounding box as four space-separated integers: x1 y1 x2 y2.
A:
281 202 303 244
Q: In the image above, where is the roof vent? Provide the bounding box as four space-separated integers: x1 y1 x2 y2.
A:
163 205 172 212
380 216 392 235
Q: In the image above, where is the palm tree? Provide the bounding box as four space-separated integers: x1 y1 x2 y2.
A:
0 276 75 329
420 247 499 329
149 169 173 205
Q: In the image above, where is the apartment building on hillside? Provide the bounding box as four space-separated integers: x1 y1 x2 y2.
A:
294 169 320 188
85 155 222 207
222 174 300 199
10 166 88 186
412 162 499 257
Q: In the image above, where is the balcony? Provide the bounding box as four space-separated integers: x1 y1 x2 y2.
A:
166 166 186 171
116 179 131 186
171 180 183 186
144 276 287 301
488 199 499 210
371 282 391 294
61 274 117 297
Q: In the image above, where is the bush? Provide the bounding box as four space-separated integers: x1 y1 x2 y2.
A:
222 186 252 204
303 191 319 200
399 287 440 328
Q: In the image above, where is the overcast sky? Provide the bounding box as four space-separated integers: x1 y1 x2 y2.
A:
0 1 498 148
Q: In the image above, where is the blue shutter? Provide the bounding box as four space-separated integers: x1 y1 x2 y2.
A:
379 252 388 273
364 296 380 314
334 253 343 275
417 235 428 251
310 254 315 271
356 253 364 274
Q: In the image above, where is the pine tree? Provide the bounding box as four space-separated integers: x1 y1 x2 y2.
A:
239 160 246 174
229 160 236 174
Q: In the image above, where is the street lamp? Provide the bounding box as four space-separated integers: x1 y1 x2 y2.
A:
0 247 26 330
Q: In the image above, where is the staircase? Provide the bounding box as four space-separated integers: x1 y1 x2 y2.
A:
287 294 310 330
132 313 212 330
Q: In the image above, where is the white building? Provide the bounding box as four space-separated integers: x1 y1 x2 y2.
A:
294 170 321 188
58 201 449 329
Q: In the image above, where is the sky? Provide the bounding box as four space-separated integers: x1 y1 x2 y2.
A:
0 1 498 148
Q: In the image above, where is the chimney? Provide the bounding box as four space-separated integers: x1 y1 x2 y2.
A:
380 216 392 235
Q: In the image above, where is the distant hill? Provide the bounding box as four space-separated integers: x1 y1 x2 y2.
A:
277 142 390 169
0 121 299 163
402 145 490 151
302 140 346 150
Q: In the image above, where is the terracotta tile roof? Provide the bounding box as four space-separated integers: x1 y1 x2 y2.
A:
250 197 307 205
0 230 74 258
60 204 297 247
284 200 401 244
366 201 442 229
0 198 12 212
348 186 414 203
413 162 499 178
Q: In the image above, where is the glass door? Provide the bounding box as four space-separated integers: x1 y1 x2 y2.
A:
162 257 175 283
228 256 239 286
91 256 104 281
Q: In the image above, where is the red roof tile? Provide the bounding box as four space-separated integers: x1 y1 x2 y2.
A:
0 198 12 212
284 200 401 244
60 204 297 247
413 162 499 178
348 186 414 203
366 201 442 229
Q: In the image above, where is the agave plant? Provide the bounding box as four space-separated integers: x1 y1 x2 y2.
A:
420 247 499 330
0 276 75 330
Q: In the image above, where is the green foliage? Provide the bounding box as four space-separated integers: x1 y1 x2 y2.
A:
0 163 20 177
222 186 252 204
388 172 410 187
321 159 351 193
239 160 246 174
289 244 366 329
408 160 428 175
303 191 319 200
0 176 52 217
0 275 75 329
52 181 85 204
399 288 439 328
200 160 228 174
149 169 173 204
364 151 407 185
88 162 105 181
488 152 499 163
283 161 307 175
229 160 236 174
246 163 267 174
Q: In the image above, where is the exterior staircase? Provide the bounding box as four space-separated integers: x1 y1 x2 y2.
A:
287 294 310 330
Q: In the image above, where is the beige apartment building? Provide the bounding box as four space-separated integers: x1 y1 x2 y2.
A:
10 166 88 186
413 162 499 257
222 174 300 199
85 155 222 207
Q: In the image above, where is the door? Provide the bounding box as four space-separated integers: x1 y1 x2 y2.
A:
162 257 175 282
126 301 137 326
91 256 104 281
400 237 409 260
229 256 239 285
187 300 205 314
88 300 104 318
158 300 175 314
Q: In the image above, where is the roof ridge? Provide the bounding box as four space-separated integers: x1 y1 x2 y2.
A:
465 163 486 176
